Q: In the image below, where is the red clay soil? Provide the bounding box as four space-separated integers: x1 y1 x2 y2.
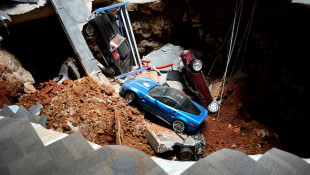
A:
17 77 155 156
16 76 283 158
0 64 24 108
202 80 283 156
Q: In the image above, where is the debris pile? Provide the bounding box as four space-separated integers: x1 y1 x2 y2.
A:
0 49 35 108
202 79 282 156
17 77 155 156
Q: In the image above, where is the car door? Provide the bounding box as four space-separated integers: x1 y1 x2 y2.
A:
155 97 177 123
139 94 161 116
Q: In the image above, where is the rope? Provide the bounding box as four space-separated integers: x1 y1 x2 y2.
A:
207 0 243 79
207 24 232 78
217 0 244 121
237 0 258 74
229 0 258 78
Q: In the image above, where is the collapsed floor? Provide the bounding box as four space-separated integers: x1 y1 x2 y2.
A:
15 73 282 159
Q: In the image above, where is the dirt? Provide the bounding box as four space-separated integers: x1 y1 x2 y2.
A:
202 80 282 156
0 49 36 108
16 75 283 159
17 77 155 156
0 64 24 108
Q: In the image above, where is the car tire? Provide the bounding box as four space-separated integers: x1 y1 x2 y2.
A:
172 120 186 133
178 147 194 161
190 59 204 73
207 101 219 113
85 24 95 36
106 67 116 75
125 91 136 105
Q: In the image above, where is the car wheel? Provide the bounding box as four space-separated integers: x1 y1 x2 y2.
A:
85 24 95 36
208 101 219 113
172 120 186 133
190 59 203 73
106 67 116 75
179 147 194 161
125 91 136 105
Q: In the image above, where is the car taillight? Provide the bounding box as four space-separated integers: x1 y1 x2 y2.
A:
112 49 120 61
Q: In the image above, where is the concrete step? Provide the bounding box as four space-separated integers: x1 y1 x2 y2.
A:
0 105 17 119
182 148 270 175
15 105 37 123
0 117 45 156
28 104 43 116
38 114 47 128
45 131 94 167
53 145 167 175
6 148 55 175
257 148 310 175
0 138 25 166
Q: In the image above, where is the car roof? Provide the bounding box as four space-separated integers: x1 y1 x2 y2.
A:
164 87 188 104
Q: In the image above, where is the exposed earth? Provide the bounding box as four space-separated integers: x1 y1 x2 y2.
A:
14 73 282 159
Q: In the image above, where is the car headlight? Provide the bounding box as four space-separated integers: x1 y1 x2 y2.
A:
191 59 203 72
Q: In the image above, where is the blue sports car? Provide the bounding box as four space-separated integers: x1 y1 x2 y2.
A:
119 77 208 133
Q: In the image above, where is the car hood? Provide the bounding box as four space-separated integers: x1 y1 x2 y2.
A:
125 77 159 94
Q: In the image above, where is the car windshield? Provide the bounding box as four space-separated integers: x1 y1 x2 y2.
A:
148 86 201 115
148 86 169 98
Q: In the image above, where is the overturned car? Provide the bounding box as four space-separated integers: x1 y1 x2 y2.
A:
180 50 219 113
84 10 133 75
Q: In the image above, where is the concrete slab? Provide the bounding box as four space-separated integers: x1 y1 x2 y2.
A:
0 0 47 15
50 0 107 83
143 43 183 72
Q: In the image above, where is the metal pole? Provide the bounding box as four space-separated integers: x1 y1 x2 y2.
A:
119 8 138 67
122 5 142 68
95 1 129 13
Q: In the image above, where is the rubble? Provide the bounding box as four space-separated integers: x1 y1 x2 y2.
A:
17 76 155 156
0 49 35 108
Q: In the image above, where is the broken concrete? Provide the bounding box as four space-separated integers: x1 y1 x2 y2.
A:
50 0 109 84
142 43 183 72
146 123 203 154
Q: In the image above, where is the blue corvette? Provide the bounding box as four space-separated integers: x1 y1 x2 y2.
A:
120 77 208 133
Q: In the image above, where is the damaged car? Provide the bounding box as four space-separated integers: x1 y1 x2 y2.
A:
120 77 208 133
84 10 133 75
53 58 80 84
180 50 219 113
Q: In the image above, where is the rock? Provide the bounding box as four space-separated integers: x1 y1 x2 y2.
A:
257 129 269 138
62 122 71 131
97 130 105 135
228 124 233 129
0 49 35 107
79 125 90 139
210 82 223 101
256 130 262 137
234 127 241 134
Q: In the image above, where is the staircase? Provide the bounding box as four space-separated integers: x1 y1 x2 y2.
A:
1 106 310 175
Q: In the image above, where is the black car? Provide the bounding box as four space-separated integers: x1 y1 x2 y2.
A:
84 10 133 75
